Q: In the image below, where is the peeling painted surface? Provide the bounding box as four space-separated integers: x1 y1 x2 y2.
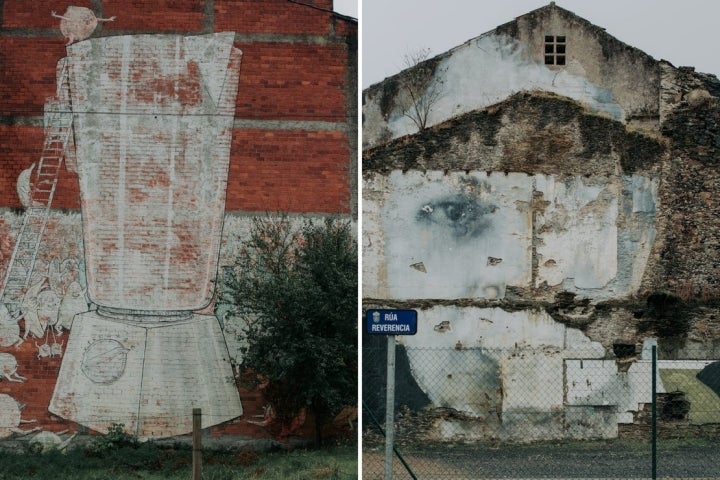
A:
363 4 662 149
566 356 720 426
396 306 607 441
68 33 241 311
389 308 719 441
400 306 602 352
399 306 602 418
365 171 657 301
566 359 636 423
377 171 532 300
362 2 720 444
535 175 619 290
361 174 388 298
365 32 625 147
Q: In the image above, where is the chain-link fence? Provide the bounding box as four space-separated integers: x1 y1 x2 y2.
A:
362 338 720 479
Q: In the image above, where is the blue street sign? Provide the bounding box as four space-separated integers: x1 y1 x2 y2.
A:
366 309 417 335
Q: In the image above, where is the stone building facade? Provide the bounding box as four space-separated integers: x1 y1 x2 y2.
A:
363 3 720 441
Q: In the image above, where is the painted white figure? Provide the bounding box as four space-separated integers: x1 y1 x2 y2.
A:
51 7 116 45
0 303 22 348
29 431 77 453
36 342 52 360
50 340 64 358
49 258 79 298
0 394 41 439
0 353 26 382
37 289 61 333
246 404 275 427
16 163 35 208
58 282 89 330
58 282 88 331
20 279 47 340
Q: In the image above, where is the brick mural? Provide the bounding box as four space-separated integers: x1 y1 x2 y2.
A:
0 1 356 441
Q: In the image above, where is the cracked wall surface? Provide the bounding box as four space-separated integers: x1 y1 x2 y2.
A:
363 93 663 304
362 2 720 442
362 4 659 149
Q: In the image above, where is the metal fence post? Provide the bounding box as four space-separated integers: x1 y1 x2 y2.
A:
651 345 657 480
385 335 396 480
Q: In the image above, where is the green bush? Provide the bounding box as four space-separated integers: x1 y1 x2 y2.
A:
84 423 140 457
218 216 358 447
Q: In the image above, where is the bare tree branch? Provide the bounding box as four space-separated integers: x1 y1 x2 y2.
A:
398 48 447 131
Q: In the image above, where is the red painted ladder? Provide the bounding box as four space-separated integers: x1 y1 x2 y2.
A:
0 58 73 316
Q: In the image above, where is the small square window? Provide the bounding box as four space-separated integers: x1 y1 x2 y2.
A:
544 35 566 66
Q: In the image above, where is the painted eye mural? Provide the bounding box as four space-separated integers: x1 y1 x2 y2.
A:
373 172 534 300
416 193 497 239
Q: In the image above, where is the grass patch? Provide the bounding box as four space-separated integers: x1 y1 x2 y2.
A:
251 447 357 479
0 441 357 480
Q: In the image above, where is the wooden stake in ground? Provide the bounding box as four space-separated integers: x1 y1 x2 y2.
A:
193 408 202 480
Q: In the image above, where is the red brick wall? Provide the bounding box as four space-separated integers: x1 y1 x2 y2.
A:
228 129 349 212
102 0 206 32
0 0 356 440
215 0 334 35
236 42 347 121
0 0 356 214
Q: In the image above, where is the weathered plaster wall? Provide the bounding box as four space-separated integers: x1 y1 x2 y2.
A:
388 305 613 442
496 4 659 129
363 47 720 440
363 94 664 303
365 170 657 301
362 4 659 148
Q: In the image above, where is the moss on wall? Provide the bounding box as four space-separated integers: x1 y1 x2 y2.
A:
363 92 664 176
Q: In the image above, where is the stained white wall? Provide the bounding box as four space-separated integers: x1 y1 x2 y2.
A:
535 175 618 289
363 33 625 148
400 306 604 416
363 171 658 301
379 170 532 299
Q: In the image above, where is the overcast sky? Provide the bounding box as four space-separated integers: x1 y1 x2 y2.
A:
362 0 720 89
333 0 358 18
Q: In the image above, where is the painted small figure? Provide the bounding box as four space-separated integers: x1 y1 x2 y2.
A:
0 394 41 439
51 7 116 45
0 353 26 382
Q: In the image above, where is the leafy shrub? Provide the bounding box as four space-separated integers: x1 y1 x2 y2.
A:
218 216 358 447
85 423 140 457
